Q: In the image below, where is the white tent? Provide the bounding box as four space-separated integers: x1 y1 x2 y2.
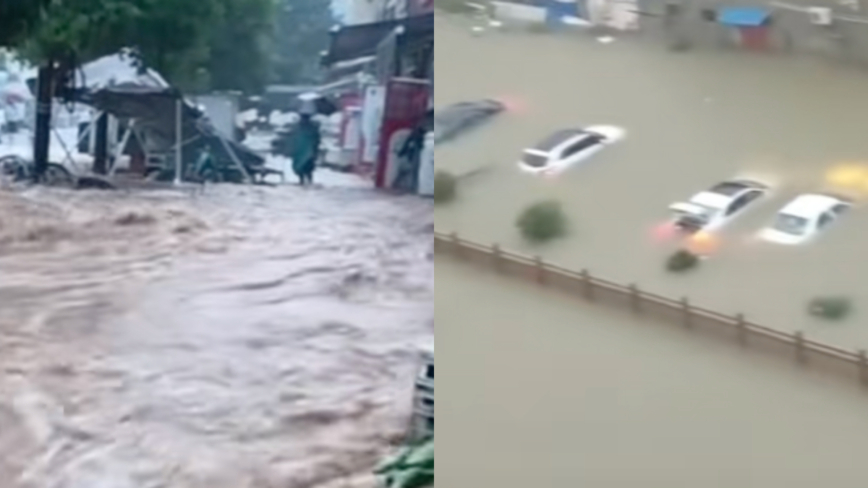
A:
75 48 169 90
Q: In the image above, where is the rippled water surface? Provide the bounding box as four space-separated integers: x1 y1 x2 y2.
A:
437 257 868 488
0 175 432 487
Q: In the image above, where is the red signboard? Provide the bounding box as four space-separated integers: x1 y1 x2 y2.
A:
408 0 433 16
374 77 431 189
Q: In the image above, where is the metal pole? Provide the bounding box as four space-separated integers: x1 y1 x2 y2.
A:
110 122 133 177
217 132 251 184
93 111 109 174
33 62 55 183
174 98 182 184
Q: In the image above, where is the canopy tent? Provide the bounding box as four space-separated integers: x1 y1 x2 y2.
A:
77 84 266 182
21 48 168 99
1 49 272 186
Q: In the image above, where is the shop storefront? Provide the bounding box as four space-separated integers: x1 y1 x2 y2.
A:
323 12 434 193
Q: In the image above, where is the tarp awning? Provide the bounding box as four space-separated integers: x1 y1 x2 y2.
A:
323 13 433 66
79 85 264 169
82 85 199 152
717 7 771 27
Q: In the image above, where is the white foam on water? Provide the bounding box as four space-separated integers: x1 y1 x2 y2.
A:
0 183 432 487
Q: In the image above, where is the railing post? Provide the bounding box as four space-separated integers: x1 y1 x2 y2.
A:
450 232 460 257
859 350 868 387
735 313 747 346
581 269 594 300
491 244 502 272
628 284 640 313
794 331 807 364
681 297 692 329
534 256 546 285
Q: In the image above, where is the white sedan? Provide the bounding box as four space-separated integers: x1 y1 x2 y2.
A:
517 125 625 176
669 179 770 234
759 193 851 245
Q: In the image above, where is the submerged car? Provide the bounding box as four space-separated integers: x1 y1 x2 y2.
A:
759 193 851 245
517 126 624 175
434 99 504 144
669 179 769 234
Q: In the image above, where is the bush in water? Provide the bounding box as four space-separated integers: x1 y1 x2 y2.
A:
666 249 699 272
516 200 567 243
808 296 852 320
434 171 457 203
526 23 550 34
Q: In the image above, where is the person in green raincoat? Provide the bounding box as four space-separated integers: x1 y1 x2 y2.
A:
290 112 321 186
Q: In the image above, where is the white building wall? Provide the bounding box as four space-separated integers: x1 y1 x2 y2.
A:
384 0 408 19
343 0 389 24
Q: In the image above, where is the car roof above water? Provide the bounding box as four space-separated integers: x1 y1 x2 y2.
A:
708 180 754 196
779 194 844 217
531 128 586 152
690 191 733 210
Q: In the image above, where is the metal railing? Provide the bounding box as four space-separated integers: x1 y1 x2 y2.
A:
436 231 868 386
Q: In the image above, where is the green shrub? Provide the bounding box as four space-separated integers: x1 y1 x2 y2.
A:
433 171 457 203
516 200 567 242
526 23 550 34
666 249 699 273
808 296 852 320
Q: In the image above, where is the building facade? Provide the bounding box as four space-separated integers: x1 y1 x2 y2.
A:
339 0 432 24
635 0 868 64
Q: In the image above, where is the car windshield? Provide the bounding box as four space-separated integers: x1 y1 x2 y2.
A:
532 129 585 151
521 151 549 168
677 203 718 221
772 213 810 235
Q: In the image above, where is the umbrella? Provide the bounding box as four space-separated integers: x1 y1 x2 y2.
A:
297 91 339 116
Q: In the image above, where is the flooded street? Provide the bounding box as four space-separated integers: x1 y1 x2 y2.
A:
435 15 868 349
0 176 432 486
437 257 868 487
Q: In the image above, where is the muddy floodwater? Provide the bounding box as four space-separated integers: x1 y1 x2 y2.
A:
434 14 868 350
0 176 432 487
437 257 868 487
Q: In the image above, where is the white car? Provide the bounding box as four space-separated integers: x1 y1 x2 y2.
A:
669 180 769 234
759 193 851 245
517 126 624 175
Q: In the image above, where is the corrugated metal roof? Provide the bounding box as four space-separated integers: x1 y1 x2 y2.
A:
717 7 770 27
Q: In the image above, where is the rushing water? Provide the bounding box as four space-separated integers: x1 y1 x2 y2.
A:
435 14 868 350
437 257 868 487
0 175 433 487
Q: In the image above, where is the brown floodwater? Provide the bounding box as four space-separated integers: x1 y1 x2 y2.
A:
0 178 432 487
434 14 868 350
437 256 868 487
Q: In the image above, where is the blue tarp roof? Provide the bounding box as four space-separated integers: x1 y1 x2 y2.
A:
717 7 770 27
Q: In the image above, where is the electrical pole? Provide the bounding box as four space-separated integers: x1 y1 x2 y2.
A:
93 112 109 174
32 61 55 182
